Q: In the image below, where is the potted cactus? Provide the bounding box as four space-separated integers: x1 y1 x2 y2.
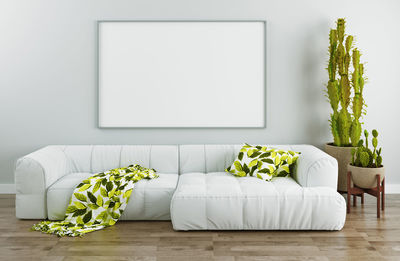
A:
348 129 384 188
324 18 367 192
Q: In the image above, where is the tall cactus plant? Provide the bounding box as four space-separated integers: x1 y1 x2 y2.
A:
350 49 365 146
327 28 340 145
326 18 366 147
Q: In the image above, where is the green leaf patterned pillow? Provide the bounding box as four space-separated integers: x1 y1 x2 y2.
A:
225 144 300 181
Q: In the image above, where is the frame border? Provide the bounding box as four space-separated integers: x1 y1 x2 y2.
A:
97 20 267 129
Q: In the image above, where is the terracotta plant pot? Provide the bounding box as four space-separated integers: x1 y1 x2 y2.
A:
348 164 385 189
325 143 355 192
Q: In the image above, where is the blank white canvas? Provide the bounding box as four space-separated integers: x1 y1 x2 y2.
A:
98 21 265 127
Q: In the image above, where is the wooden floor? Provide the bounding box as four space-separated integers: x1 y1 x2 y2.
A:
1 194 400 261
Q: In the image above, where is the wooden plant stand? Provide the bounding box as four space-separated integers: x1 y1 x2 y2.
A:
347 171 385 218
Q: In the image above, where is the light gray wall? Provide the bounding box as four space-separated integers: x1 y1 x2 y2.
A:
1 0 399 185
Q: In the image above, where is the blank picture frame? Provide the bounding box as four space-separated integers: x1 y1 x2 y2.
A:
98 21 266 128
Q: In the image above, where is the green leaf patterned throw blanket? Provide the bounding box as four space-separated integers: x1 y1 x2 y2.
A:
32 164 158 237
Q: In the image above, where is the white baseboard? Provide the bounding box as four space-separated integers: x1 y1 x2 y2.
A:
0 183 399 194
386 184 400 194
0 184 15 194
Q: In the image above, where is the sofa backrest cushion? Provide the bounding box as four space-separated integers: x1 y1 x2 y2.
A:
61 145 178 174
50 144 303 175
179 144 294 174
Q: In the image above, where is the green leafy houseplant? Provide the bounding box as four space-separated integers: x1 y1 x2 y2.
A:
326 18 366 147
351 129 383 168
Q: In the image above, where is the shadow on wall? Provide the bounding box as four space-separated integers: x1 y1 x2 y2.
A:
302 20 332 148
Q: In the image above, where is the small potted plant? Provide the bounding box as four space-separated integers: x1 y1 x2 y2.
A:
348 129 384 189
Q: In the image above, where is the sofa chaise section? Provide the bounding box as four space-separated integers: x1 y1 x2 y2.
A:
15 145 179 220
171 145 346 230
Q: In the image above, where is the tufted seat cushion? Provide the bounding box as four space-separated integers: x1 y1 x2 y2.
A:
171 172 346 230
47 172 178 221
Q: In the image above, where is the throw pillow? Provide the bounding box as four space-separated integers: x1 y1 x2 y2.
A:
225 144 300 181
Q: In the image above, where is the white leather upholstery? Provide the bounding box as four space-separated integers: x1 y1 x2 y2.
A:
180 144 239 174
291 145 338 189
120 173 178 221
47 172 92 220
15 145 179 219
15 146 68 219
16 144 344 231
47 173 178 221
171 172 346 230
63 145 179 173
179 144 338 190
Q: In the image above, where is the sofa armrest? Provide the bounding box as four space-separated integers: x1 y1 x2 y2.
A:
15 146 68 219
291 145 338 190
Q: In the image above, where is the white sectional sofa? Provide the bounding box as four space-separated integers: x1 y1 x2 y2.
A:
15 144 346 230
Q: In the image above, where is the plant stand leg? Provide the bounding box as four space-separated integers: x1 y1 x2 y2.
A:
377 175 381 218
347 171 351 214
382 178 385 211
353 195 357 207
361 193 364 205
